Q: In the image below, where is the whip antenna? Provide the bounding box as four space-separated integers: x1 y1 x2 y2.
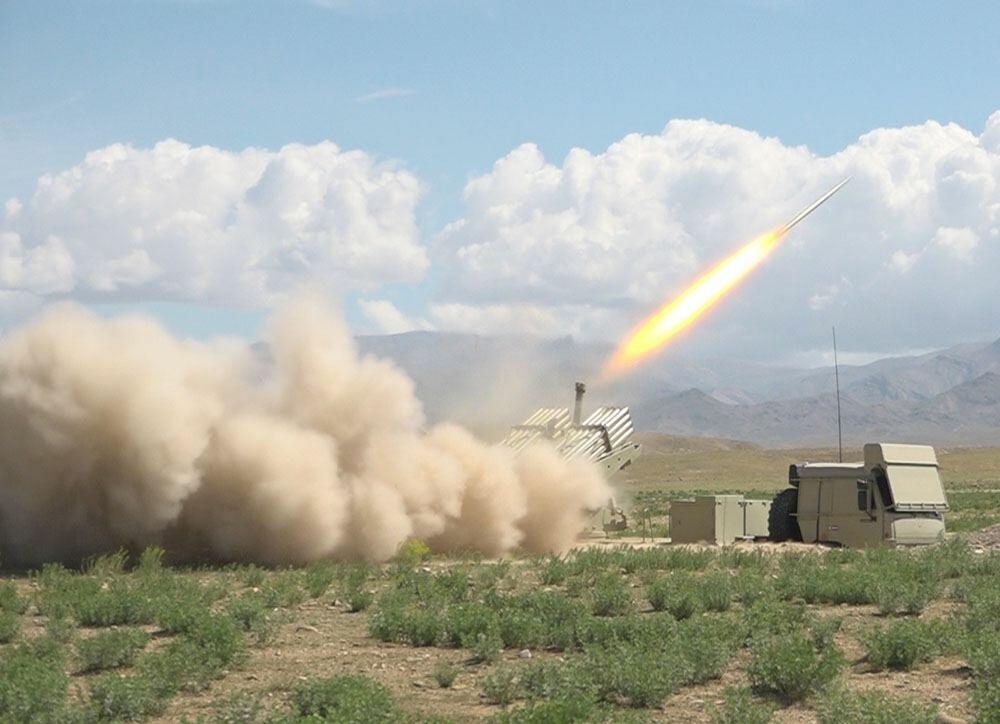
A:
832 326 843 462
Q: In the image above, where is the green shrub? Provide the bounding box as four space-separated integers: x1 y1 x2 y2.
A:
340 565 375 611
493 591 585 651
748 631 845 702
699 572 734 612
865 619 939 670
438 602 498 648
395 538 432 565
88 673 163 721
808 614 843 651
259 572 307 608
0 639 68 721
817 686 937 724
75 582 155 627
646 573 700 619
0 610 21 643
136 545 166 576
433 662 459 688
139 613 247 696
492 697 597 723
673 617 740 684
240 564 267 588
367 593 409 643
85 549 129 577
0 581 27 614
225 591 282 645
468 630 504 664
873 573 939 615
154 588 211 635
213 691 264 724
973 677 1000 724
184 612 247 669
586 643 684 708
347 586 375 612
477 560 512 590
709 685 774 724
963 579 1000 634
482 666 521 706
46 615 77 643
75 628 150 673
740 597 807 643
966 628 1000 685
590 573 633 617
304 560 337 598
292 674 395 723
518 660 593 702
540 556 570 585
402 608 443 647
775 555 874 606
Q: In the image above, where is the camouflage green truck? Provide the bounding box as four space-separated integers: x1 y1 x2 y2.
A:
768 443 949 547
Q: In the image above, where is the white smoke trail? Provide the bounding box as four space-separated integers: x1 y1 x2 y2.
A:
0 297 611 567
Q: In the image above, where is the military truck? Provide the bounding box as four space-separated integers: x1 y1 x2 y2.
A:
768 443 948 547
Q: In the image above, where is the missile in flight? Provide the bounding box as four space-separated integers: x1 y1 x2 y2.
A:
775 177 851 237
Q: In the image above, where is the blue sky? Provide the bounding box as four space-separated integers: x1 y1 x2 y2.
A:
2 0 999 360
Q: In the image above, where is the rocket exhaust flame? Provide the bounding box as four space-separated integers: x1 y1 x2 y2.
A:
605 179 849 376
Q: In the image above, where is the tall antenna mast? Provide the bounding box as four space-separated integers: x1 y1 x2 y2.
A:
832 326 843 462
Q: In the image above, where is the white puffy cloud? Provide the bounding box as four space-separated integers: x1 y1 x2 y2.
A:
428 302 562 337
358 298 431 334
0 139 425 312
436 114 1000 356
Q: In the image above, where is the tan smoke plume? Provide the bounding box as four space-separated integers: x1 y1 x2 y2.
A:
0 297 612 567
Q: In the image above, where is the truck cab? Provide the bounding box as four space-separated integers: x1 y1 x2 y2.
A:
773 443 948 547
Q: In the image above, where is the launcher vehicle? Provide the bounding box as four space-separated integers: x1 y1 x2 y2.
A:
668 443 949 547
768 442 949 547
503 382 640 531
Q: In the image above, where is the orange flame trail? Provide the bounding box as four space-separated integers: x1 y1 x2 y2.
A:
605 229 783 376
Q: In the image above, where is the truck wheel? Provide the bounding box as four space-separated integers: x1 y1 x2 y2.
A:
768 488 802 542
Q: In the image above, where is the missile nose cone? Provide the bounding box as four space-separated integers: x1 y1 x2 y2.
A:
777 177 850 236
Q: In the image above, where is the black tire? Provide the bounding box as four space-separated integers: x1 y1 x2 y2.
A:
768 488 802 542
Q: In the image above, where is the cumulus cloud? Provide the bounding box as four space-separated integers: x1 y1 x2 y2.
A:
0 140 425 314
359 298 431 334
436 113 1000 356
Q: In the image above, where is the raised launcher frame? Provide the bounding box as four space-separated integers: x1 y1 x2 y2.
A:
503 382 641 531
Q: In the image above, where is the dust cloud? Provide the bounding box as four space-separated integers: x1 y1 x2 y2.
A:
0 297 612 567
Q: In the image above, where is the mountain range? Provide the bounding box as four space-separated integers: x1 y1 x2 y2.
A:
354 333 1000 447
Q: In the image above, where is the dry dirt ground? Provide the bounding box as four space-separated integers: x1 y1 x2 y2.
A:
5 437 997 723
136 550 978 724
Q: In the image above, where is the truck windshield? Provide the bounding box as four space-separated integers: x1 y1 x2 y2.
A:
884 465 948 510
